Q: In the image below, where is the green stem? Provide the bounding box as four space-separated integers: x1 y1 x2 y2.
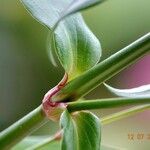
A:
0 34 149 149
101 104 150 125
52 33 150 102
28 104 150 150
0 106 47 150
2 98 150 149
27 131 61 150
67 97 150 112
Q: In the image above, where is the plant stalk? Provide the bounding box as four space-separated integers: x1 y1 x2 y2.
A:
0 33 149 149
101 104 150 125
27 131 61 150
0 106 47 150
52 33 150 102
1 98 150 149
27 104 150 150
67 97 150 112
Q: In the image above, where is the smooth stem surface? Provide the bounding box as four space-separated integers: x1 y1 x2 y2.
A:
27 136 56 150
101 104 150 125
0 105 47 150
2 98 150 149
0 34 149 149
30 104 150 150
27 130 61 150
67 97 150 112
52 33 150 102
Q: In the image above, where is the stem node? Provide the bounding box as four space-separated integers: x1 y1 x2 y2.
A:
42 73 68 122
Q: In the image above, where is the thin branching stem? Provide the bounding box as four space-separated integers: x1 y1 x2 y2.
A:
0 106 47 150
0 34 149 149
52 33 150 102
29 104 150 149
67 97 150 112
27 131 62 150
101 104 150 125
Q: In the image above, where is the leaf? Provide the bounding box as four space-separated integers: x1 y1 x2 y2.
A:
54 15 101 80
46 32 58 67
12 136 60 150
57 0 104 23
60 110 101 150
104 83 150 98
20 0 101 80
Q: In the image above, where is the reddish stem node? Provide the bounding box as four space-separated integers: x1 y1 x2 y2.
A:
42 73 68 121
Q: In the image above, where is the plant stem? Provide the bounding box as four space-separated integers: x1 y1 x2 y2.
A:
101 104 150 125
52 33 150 102
0 34 149 149
27 131 61 150
1 98 150 149
67 97 150 112
29 104 150 150
0 106 47 150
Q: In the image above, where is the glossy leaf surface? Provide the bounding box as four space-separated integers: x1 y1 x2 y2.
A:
21 0 101 80
60 110 101 150
104 83 150 98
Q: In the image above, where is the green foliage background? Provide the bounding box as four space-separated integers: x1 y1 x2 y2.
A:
0 0 150 149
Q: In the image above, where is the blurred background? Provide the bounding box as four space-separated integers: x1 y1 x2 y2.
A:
0 0 150 149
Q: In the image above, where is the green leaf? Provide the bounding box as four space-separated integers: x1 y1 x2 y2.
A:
50 33 150 102
54 15 101 80
20 0 101 80
57 0 104 24
104 83 150 98
60 110 101 150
